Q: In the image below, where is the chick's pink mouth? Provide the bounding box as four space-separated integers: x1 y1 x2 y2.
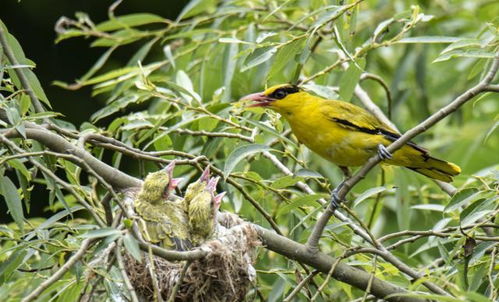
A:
239 92 274 107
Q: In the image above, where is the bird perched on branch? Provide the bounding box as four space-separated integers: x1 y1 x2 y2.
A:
188 176 225 246
134 162 191 250
241 84 461 207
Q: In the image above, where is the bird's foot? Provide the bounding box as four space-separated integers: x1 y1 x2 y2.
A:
330 182 345 211
377 144 392 160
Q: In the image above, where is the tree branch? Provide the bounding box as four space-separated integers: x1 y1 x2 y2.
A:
256 226 428 302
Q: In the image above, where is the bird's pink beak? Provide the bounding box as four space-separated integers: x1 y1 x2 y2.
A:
199 166 211 183
206 176 220 193
240 92 274 107
163 161 176 178
168 178 182 191
213 192 225 210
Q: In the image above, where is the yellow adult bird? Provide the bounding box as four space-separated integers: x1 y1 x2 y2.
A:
241 84 461 205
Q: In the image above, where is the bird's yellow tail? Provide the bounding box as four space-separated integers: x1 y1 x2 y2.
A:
408 156 461 183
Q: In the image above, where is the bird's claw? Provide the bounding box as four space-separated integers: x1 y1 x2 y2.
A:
330 189 342 210
377 144 392 160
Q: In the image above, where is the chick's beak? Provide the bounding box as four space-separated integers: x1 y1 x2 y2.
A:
163 161 176 178
199 166 211 183
168 178 182 191
213 192 225 210
206 176 220 193
240 92 274 107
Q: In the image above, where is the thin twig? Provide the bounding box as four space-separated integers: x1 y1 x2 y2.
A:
21 238 95 302
115 238 140 302
283 270 319 302
167 260 191 302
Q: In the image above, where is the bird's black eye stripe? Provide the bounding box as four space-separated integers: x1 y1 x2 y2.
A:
270 85 300 99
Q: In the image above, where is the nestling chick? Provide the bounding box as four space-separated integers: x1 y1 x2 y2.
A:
134 162 191 250
182 166 210 211
188 176 225 246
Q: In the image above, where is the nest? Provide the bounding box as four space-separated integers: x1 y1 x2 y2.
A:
125 213 260 302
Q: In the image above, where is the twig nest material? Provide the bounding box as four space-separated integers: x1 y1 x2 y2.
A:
125 213 260 301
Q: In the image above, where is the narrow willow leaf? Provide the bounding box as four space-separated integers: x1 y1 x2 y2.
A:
123 233 142 262
81 228 121 239
433 49 496 63
96 13 165 31
0 176 24 232
177 0 216 21
339 58 365 101
277 194 324 217
90 95 140 122
270 175 304 189
395 36 460 44
353 186 388 207
163 44 176 69
222 42 239 102
411 204 445 212
268 38 305 81
444 188 479 212
223 144 270 178
0 250 27 285
241 46 277 72
460 196 496 227
440 38 481 55
79 46 117 82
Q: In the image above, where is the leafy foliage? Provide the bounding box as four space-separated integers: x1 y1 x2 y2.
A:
1 0 498 301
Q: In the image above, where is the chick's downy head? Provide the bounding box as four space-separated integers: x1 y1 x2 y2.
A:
184 166 211 203
138 161 180 204
188 176 224 243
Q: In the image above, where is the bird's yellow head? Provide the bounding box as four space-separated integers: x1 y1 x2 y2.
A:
137 162 180 204
240 84 306 113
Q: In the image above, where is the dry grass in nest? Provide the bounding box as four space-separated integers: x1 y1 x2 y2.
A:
125 213 260 302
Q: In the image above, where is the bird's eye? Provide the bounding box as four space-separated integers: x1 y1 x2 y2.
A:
273 89 287 99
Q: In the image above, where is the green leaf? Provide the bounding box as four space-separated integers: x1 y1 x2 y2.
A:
177 0 216 20
440 38 482 55
90 95 140 122
7 159 31 182
294 169 323 178
241 46 277 72
353 186 389 207
395 36 460 44
460 196 496 227
96 13 165 31
222 42 239 102
123 233 142 263
444 188 479 212
56 282 84 302
277 194 324 217
224 144 270 178
268 38 305 81
270 175 304 189
433 49 496 63
0 176 25 232
81 228 121 239
0 250 27 285
411 204 445 212
339 58 365 101
176 70 201 103
24 69 51 107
